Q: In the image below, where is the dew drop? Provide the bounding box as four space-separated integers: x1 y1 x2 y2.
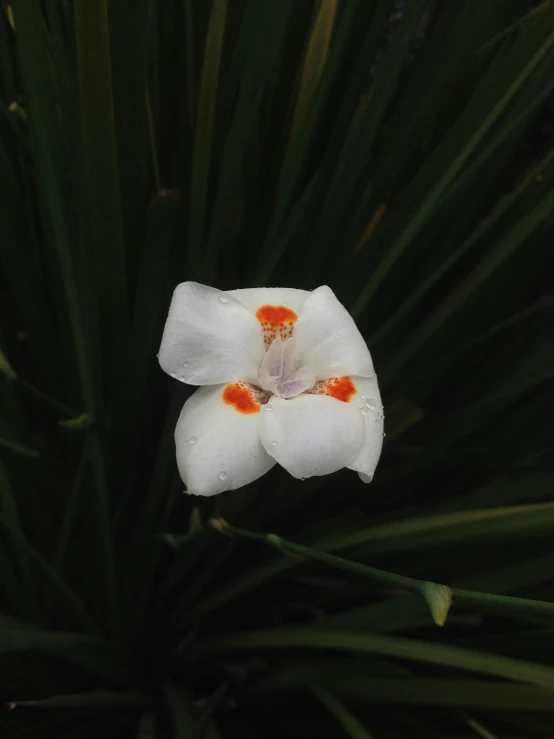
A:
263 405 273 411
183 361 188 367
171 371 176 378
365 398 376 410
360 394 366 400
271 440 278 447
219 295 229 304
335 333 341 339
361 407 369 416
189 436 197 445
218 471 227 481
156 352 160 358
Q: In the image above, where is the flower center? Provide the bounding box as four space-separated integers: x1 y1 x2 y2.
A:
257 336 315 399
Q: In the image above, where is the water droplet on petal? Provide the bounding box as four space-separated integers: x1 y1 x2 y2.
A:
366 398 376 410
263 404 273 411
271 440 278 447
171 371 176 378
361 407 369 416
360 394 366 400
189 436 197 445
218 471 227 481
335 333 341 339
219 295 229 304
156 352 160 357
183 361 188 367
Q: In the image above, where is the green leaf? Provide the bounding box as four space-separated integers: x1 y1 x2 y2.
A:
421 582 453 627
137 712 157 739
10 691 158 709
160 681 201 739
258 662 554 711
0 346 16 379
11 0 96 412
58 413 92 431
0 505 98 633
352 16 554 317
74 0 129 399
283 0 338 168
206 628 554 691
311 684 376 739
188 0 228 275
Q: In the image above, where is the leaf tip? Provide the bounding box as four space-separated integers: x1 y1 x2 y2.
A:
422 581 453 627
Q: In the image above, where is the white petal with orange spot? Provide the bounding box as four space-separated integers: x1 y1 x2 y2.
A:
159 281 384 495
228 287 310 317
175 384 275 496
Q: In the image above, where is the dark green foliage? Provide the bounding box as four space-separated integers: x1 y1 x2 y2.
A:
1 0 554 736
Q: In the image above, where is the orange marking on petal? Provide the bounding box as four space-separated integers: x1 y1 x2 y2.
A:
256 305 298 325
327 377 356 402
222 383 260 414
256 305 299 348
308 376 356 403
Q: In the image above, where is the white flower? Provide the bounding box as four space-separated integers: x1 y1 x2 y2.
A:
158 283 384 496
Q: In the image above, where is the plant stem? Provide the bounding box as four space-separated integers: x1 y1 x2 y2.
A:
210 519 554 620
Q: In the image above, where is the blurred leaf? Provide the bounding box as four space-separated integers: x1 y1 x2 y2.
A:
11 691 158 709
0 346 16 379
258 662 554 712
284 0 338 167
188 0 228 275
74 0 129 400
207 627 554 690
160 681 201 739
12 0 96 412
137 712 157 739
58 413 92 431
311 684 376 739
0 421 38 458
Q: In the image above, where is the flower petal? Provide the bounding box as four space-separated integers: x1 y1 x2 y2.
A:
175 384 275 496
159 282 264 385
228 287 310 316
259 394 364 480
346 374 384 483
295 285 374 380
